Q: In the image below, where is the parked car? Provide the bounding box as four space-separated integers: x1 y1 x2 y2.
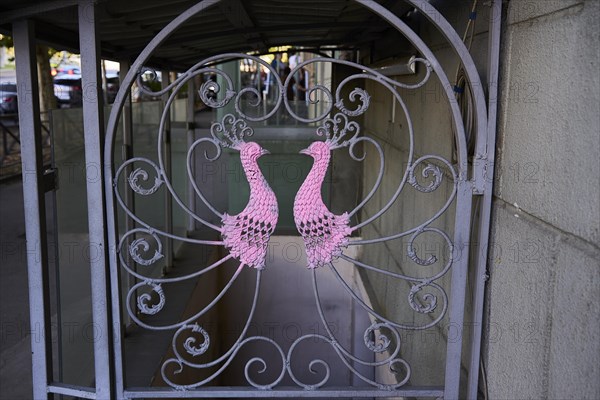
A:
105 73 120 104
51 65 80 77
53 72 119 107
0 83 18 115
54 74 82 107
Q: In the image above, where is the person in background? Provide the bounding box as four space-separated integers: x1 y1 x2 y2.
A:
288 51 300 98
266 53 284 103
295 66 309 118
283 66 294 100
288 51 299 71
271 53 284 78
295 66 307 102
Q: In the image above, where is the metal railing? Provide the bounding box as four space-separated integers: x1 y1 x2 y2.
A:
0 112 51 178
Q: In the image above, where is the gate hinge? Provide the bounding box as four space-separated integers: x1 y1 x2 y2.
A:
472 182 485 195
43 168 58 192
472 152 488 195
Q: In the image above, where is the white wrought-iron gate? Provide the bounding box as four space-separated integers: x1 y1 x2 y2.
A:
10 0 501 398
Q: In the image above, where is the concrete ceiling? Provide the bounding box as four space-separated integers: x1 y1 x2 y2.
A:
0 0 418 70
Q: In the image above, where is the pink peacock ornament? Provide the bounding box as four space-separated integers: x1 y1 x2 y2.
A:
294 113 361 269
209 115 278 270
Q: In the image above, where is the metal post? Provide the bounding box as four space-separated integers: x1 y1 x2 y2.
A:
161 70 173 271
467 1 502 398
186 75 196 233
78 1 113 398
120 61 135 327
13 19 53 400
444 180 474 400
120 61 135 238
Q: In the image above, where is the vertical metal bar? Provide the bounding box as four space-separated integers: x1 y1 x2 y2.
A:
48 110 64 387
120 61 135 237
119 61 137 316
162 70 173 271
186 76 196 233
444 180 474 400
13 19 53 400
104 61 133 400
466 1 502 398
120 61 135 327
78 1 113 398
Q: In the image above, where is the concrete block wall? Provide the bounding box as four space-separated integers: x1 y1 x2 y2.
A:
485 1 599 398
358 0 599 398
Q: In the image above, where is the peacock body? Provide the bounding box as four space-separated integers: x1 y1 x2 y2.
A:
222 142 278 270
294 141 352 269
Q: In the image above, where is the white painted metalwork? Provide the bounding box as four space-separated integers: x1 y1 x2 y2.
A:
9 0 501 398
101 1 495 399
13 19 53 400
78 2 113 397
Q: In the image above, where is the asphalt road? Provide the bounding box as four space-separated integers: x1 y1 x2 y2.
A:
0 69 17 84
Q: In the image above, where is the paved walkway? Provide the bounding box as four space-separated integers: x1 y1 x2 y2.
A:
0 179 34 399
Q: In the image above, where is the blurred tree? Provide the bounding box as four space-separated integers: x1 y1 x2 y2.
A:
0 34 13 49
1 35 57 115
36 45 57 115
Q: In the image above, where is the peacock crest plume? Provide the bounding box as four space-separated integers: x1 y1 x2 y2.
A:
317 111 361 149
210 113 254 150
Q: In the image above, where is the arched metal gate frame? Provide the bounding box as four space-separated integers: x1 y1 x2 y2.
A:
11 0 502 399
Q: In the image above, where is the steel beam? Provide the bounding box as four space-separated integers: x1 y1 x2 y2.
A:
13 18 53 400
104 0 192 16
78 1 113 398
158 21 373 48
0 0 81 22
219 0 267 52
125 386 445 398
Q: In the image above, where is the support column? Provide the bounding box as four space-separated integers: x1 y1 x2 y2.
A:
13 19 53 400
78 1 113 398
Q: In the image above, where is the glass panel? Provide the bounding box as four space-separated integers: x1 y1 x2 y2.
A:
49 97 190 386
50 107 95 386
